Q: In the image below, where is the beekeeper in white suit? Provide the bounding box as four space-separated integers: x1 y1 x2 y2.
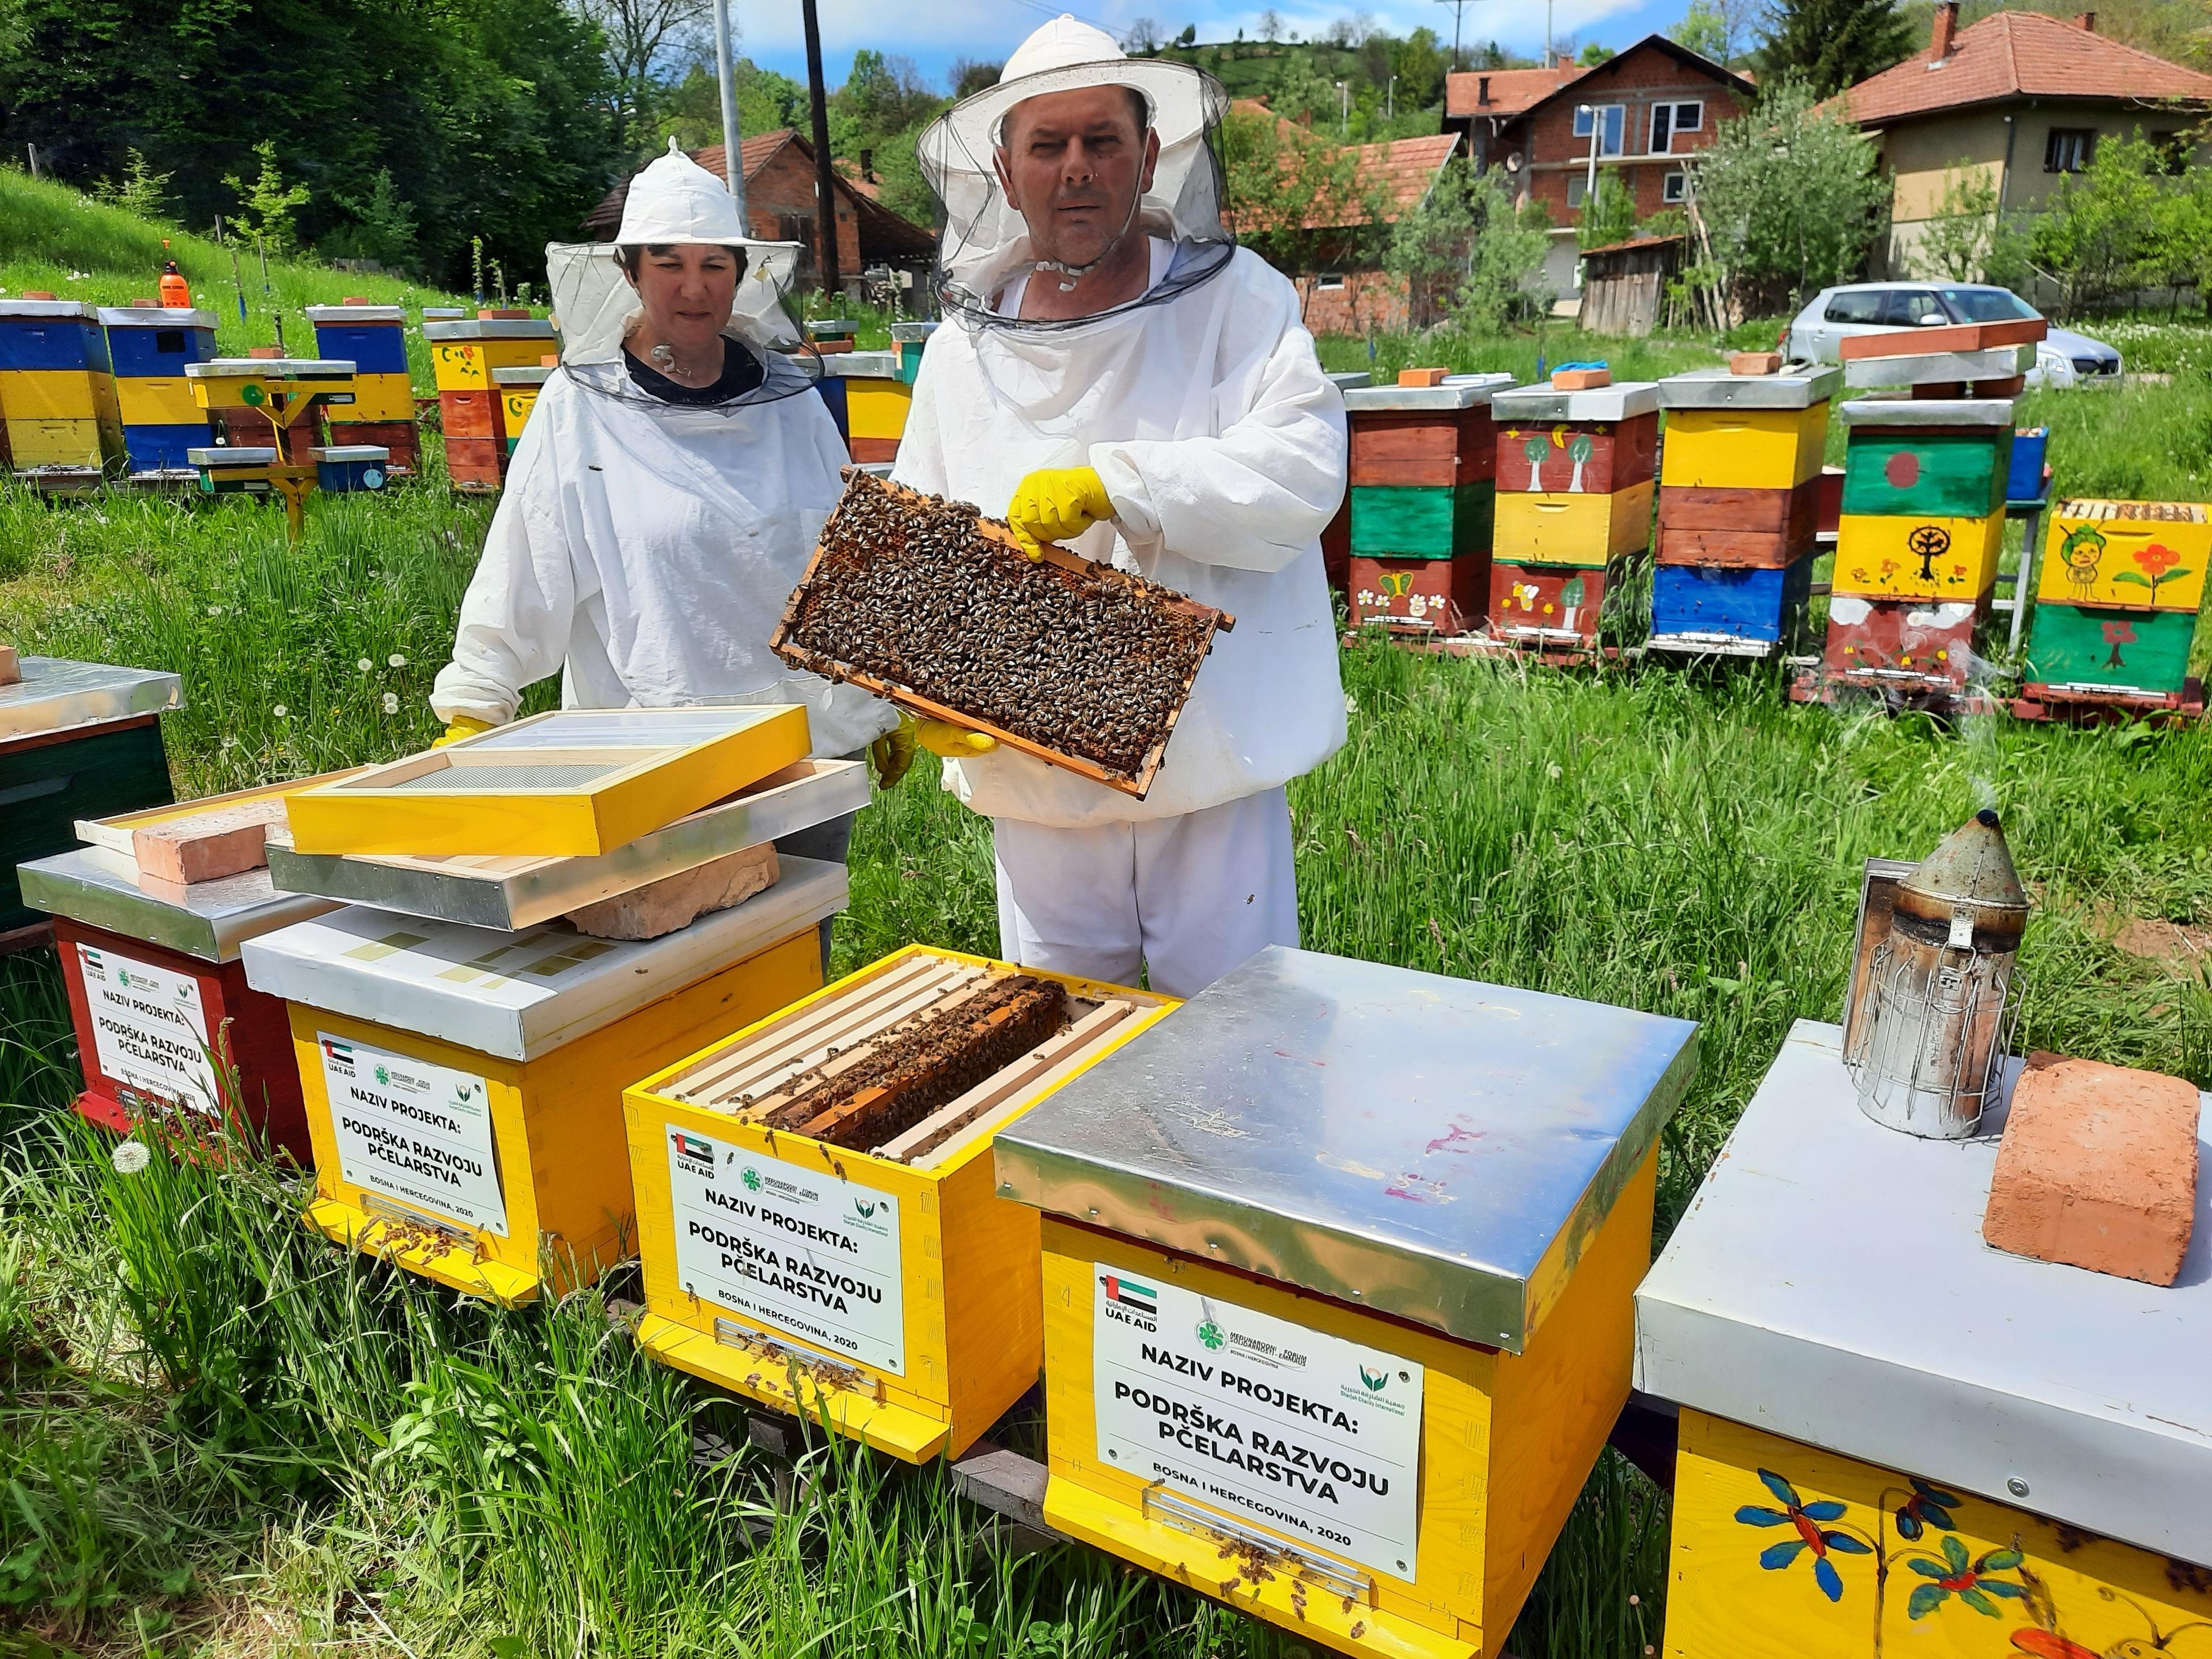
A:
893 16 1347 998
430 142 904 964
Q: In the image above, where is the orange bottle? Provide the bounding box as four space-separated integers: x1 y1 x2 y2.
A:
158 239 191 308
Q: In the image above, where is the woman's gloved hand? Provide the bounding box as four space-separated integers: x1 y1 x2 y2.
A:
1004 465 1113 559
433 714 494 748
869 719 918 788
916 718 996 757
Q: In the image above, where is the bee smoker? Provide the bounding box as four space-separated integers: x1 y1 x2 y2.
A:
1844 809 2029 1138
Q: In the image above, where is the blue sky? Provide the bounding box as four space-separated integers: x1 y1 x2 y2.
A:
736 0 1695 95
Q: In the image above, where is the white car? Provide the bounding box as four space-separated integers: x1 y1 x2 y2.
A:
1787 284 2122 389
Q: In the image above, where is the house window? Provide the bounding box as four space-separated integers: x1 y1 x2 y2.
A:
1650 100 1703 153
1566 175 1588 207
776 213 812 244
2153 130 2188 173
1572 103 1626 157
1316 273 1347 291
2044 128 2096 173
1662 170 1688 203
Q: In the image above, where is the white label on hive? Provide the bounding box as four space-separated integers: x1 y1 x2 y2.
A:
318 1032 506 1236
665 1128 904 1376
75 943 222 1116
1090 1265 1423 1582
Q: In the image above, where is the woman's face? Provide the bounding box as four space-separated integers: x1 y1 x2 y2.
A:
628 244 741 356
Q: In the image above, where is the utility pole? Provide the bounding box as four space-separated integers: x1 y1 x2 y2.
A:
801 0 841 301
1434 0 1469 71
711 0 747 224
1547 0 1554 63
1335 79 1349 134
1387 74 1396 120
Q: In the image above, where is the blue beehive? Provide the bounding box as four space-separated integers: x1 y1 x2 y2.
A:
2006 426 2050 505
311 444 390 493
1650 559 1815 648
100 306 217 477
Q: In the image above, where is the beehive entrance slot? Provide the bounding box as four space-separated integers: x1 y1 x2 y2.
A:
713 1314 883 1399
1141 1487 1374 1606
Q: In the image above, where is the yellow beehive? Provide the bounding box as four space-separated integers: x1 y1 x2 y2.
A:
0 368 115 422
844 376 913 442
329 372 418 423
1834 510 2004 599
995 949 1700 1659
283 706 809 858
1493 480 1654 566
113 375 203 427
1660 401 1829 490
426 318 557 391
240 861 848 1304
2035 497 2210 612
624 945 1175 1461
5 416 112 469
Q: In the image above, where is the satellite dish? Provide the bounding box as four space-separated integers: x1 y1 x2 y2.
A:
1505 151 1524 172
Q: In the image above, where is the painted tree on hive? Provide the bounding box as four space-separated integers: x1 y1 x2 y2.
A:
1759 0 1915 97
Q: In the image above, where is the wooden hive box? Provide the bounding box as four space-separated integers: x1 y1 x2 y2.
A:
1637 1021 2212 1659
1649 558 1815 653
2035 498 2210 613
996 948 1698 1659
1821 596 1979 694
1657 367 1834 574
240 858 847 1304
282 706 809 859
623 945 1175 1461
424 317 556 391
1486 560 1618 646
772 470 1233 801
1490 382 1660 497
2025 604 2196 699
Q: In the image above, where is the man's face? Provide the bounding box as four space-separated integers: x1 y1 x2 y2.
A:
995 85 1159 269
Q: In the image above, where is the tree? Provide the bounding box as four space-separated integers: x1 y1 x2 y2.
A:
1578 42 1616 63
574 0 709 153
1176 22 1197 44
1123 16 1162 51
1258 9 1284 41
1266 53 1339 126
325 169 419 272
92 149 174 222
2024 133 2172 313
1760 0 1914 97
221 139 312 254
1578 172 1638 248
1913 162 1999 281
1685 78 1888 317
1669 0 1748 64
1221 102 1383 268
1392 26 1448 107
949 58 1001 98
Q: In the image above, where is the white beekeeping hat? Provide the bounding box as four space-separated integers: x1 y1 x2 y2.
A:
615 138 752 247
918 14 1234 329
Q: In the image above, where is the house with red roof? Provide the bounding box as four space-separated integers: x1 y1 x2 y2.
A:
1228 99 1466 332
1844 5 2212 276
1444 37 1753 296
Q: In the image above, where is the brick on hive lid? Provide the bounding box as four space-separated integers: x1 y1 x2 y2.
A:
1552 366 1612 389
479 308 530 320
22 290 56 301
0 643 19 687
248 346 283 359
130 297 157 308
342 295 372 305
1730 351 1783 376
1982 1052 2201 1286
1397 366 1449 388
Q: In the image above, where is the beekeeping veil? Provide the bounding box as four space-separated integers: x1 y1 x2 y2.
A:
919 14 1233 331
545 139 817 410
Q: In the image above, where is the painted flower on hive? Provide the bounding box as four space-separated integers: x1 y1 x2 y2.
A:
1892 1478 1960 1540
2113 540 2191 603
1735 1469 1872 1602
1904 1535 2028 1620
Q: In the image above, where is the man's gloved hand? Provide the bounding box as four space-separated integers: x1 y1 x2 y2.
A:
869 719 918 788
1005 465 1113 559
433 714 494 748
915 718 997 757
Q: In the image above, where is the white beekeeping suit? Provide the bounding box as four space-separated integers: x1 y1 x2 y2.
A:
894 17 1348 997
431 143 896 760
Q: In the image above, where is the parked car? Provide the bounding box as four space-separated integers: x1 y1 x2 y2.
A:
1787 284 2123 388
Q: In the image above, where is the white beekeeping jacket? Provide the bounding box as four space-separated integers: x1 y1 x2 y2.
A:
892 240 1348 827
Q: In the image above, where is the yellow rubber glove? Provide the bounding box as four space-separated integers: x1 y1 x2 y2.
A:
915 718 997 757
433 714 493 748
1004 465 1113 559
869 719 918 788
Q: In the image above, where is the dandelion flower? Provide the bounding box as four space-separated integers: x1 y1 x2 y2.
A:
207 605 224 616
382 692 400 714
357 657 373 673
1547 762 1563 779
388 653 408 668
272 703 288 718
112 1140 151 1175
1343 693 1359 714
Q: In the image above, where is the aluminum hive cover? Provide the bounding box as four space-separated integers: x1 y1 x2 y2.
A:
0 657 183 741
992 946 1698 1352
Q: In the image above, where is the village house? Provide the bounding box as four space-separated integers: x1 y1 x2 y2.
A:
582 130 934 287
1843 5 2212 278
1444 37 1753 297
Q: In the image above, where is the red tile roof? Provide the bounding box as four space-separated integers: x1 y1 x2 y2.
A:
583 131 802 233
1846 9 2212 126
1445 65 1587 120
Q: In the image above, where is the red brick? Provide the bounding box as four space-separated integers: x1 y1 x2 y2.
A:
1982 1053 2201 1286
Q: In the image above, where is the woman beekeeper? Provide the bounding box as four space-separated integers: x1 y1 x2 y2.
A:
891 16 1347 998
429 142 905 961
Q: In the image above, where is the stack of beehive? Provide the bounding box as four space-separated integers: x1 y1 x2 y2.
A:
889 320 935 384
0 297 123 481
1650 362 1836 655
1340 370 1514 635
306 302 419 475
821 350 911 465
1824 400 2013 693
1487 376 1659 646
2024 499 2207 707
100 304 217 479
493 364 551 459
1819 323 2033 694
425 310 556 491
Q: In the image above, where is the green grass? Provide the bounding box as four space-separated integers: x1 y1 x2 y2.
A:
4 327 2212 1657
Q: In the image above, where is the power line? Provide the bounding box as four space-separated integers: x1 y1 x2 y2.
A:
1435 0 1471 70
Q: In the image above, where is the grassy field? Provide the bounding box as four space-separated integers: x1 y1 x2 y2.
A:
4 287 2212 1655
